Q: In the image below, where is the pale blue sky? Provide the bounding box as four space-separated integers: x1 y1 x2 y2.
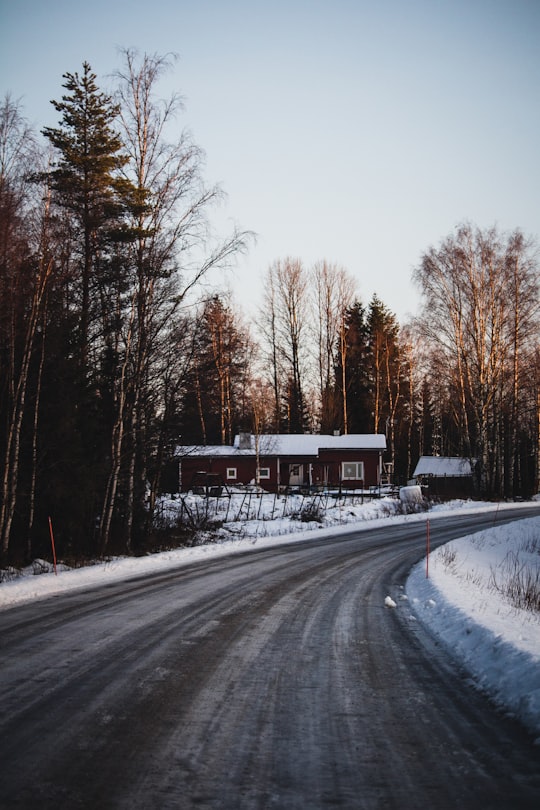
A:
1 0 539 321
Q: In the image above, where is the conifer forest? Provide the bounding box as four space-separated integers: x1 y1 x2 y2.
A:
1 52 539 564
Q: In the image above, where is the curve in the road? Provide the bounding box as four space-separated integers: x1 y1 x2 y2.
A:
0 507 539 809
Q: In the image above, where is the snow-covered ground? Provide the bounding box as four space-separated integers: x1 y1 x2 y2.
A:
1 496 539 741
406 512 540 742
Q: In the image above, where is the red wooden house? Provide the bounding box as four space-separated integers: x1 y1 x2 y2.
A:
175 433 386 493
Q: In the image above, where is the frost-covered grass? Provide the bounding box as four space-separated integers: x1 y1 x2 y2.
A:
427 519 540 615
489 535 540 613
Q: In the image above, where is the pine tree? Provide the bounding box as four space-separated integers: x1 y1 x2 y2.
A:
42 62 129 376
38 63 137 555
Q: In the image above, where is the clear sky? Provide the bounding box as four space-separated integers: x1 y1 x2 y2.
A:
1 0 539 322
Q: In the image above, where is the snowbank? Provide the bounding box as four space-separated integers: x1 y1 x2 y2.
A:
407 516 540 740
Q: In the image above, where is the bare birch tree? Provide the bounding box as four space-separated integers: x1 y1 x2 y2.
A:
503 231 539 494
96 49 252 551
259 268 283 431
0 97 54 558
263 258 311 432
413 223 539 496
311 261 356 432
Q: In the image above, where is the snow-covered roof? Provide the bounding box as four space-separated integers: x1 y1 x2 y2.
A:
176 433 386 458
175 445 253 458
413 456 473 477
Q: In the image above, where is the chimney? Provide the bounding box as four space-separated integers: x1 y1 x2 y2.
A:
238 432 252 450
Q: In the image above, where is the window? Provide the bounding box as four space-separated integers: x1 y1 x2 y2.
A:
341 461 364 481
258 467 270 480
226 468 237 480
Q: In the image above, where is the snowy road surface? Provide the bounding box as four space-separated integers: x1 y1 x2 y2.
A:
1 508 539 809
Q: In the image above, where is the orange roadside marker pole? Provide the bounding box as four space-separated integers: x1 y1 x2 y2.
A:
48 516 57 576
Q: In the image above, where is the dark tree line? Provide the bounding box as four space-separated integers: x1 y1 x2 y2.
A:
1 57 538 566
0 54 249 563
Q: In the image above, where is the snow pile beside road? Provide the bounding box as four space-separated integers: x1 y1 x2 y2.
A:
407 516 540 740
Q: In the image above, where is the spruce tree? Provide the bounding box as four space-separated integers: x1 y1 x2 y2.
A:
42 62 129 376
335 300 372 433
41 63 133 555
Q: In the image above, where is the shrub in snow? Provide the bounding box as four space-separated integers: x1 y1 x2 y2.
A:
32 559 56 575
489 548 540 613
290 502 324 523
0 566 21 583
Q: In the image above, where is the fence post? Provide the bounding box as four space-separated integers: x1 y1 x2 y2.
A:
426 519 430 578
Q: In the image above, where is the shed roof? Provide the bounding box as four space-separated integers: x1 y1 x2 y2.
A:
413 456 473 477
177 433 386 458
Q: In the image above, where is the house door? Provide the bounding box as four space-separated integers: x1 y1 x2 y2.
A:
289 463 303 486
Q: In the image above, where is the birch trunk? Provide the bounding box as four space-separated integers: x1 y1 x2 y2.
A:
1 259 52 555
99 297 135 554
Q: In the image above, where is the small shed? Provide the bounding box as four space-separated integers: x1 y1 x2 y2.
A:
413 456 475 500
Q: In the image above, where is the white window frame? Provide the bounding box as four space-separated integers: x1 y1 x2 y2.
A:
341 461 364 481
258 467 270 480
226 467 237 480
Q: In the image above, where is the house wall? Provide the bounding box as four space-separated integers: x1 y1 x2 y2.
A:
179 456 260 491
178 447 382 493
318 449 381 488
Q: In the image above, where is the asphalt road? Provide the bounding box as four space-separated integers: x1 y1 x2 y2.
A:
1 507 539 809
